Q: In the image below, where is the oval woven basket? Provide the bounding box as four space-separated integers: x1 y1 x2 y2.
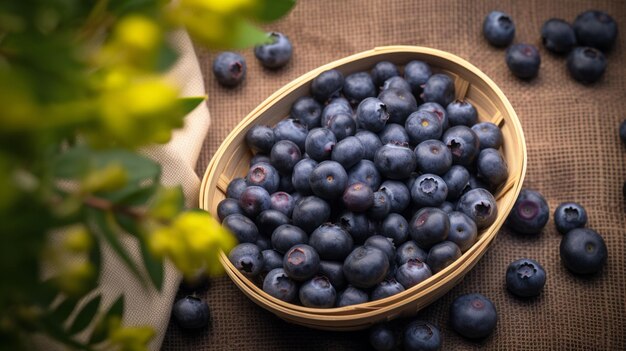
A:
199 46 527 331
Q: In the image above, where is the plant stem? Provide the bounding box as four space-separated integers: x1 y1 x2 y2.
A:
83 196 146 219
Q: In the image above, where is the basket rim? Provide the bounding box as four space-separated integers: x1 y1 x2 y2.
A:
199 45 527 319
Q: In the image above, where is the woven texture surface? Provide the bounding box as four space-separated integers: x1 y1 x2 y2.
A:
163 0 626 349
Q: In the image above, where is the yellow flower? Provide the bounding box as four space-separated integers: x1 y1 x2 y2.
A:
113 16 161 52
180 0 256 14
55 261 95 296
62 225 92 253
82 163 128 193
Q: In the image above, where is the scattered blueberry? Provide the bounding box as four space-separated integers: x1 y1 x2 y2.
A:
254 32 292 69
506 44 541 79
172 296 210 329
554 202 588 234
369 323 396 351
483 10 515 47
299 276 336 308
566 47 607 84
404 320 441 351
450 293 497 339
506 258 546 297
560 228 607 275
573 10 618 52
541 18 577 54
263 268 297 302
212 52 246 87
620 120 626 144
505 189 549 235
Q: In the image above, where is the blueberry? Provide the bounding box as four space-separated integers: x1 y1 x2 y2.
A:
305 128 336 162
228 243 264 277
477 148 508 188
554 202 588 234
382 76 412 92
369 323 396 351
447 211 478 252
319 260 347 290
222 213 259 243
278 173 295 193
342 182 374 213
417 102 449 130
465 174 491 193
348 160 382 189
245 162 280 194
427 241 462 273
271 224 308 254
212 52 246 87
270 140 302 173
442 126 480 166
321 97 353 127
365 235 396 264
274 119 308 151
172 296 210 329
262 249 284 273
370 61 399 86
457 188 498 230
374 143 417 180
379 213 409 245
226 177 247 200
298 276 336 308
620 120 626 144
378 88 417 124
238 185 271 218
355 130 383 160
405 110 443 145
254 32 292 69
404 60 432 96
343 246 390 289
378 123 410 145
367 191 392 220
415 140 453 176
439 201 456 214
290 96 322 128
541 18 577 54
506 44 541 79
505 189 549 235
446 100 478 127
421 74 455 107
560 228 607 275
443 165 470 201
411 174 448 208
356 97 389 132
371 278 405 300
309 223 354 261
410 207 449 249
338 211 371 243
332 136 364 169
403 321 441 351
311 69 344 103
217 198 243 222
327 113 356 141
292 196 331 233
573 10 618 52
506 258 546 297
343 72 377 105
336 286 369 307
566 47 607 84
471 122 503 150
256 209 290 236
283 244 320 281
245 125 275 154
396 240 427 266
250 153 271 166
309 160 348 200
291 159 318 196
379 180 411 214
256 237 270 251
450 293 497 339
482 10 515 47
262 268 297 302
396 258 432 289
270 191 295 217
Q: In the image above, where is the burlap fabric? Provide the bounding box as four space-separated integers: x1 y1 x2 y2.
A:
163 0 625 349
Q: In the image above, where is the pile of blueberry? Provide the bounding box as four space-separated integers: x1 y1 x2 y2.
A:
218 59 510 310
483 9 618 84
212 32 293 87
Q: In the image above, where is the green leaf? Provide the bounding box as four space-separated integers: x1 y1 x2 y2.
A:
36 279 60 308
68 294 101 335
86 208 147 288
139 238 164 291
176 96 205 116
42 317 93 351
87 233 101 289
50 296 80 324
156 43 179 72
230 18 271 49
52 146 91 179
114 212 142 237
247 0 297 22
88 295 124 345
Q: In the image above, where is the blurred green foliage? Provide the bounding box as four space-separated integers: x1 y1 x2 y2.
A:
0 0 295 350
